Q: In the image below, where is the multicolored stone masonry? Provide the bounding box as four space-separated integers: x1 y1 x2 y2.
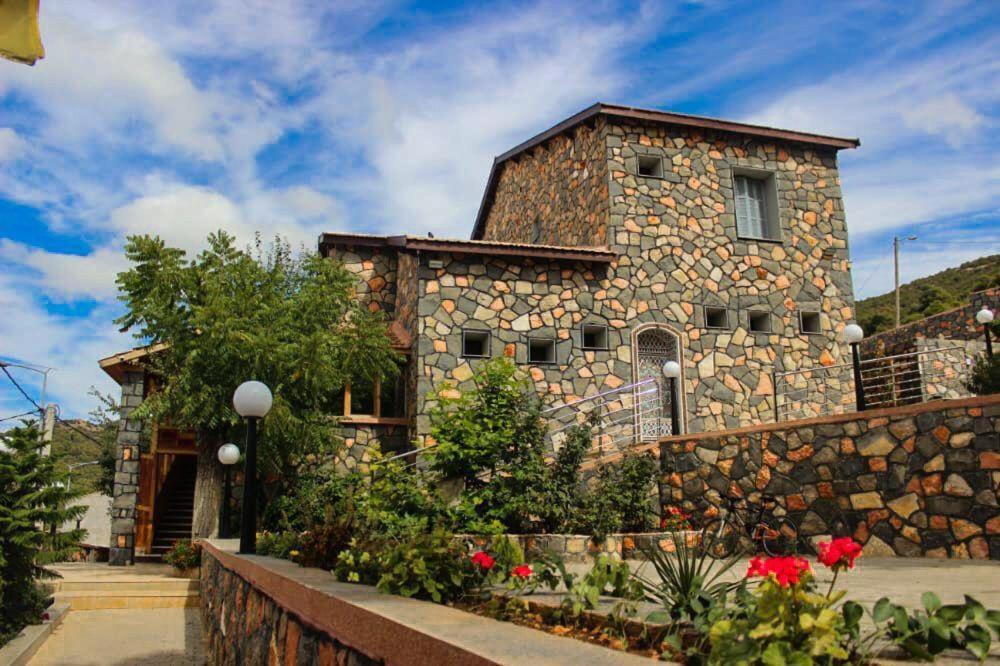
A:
325 109 859 453
862 288 998 358
109 370 144 566
201 551 377 666
659 395 1000 559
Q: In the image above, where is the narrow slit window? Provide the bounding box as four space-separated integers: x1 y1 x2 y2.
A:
462 330 490 358
800 311 822 334
748 311 772 333
581 324 608 350
528 338 556 364
637 155 663 178
705 306 729 329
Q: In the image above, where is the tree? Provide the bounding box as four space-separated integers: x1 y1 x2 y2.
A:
0 424 85 646
966 354 1000 396
114 232 400 536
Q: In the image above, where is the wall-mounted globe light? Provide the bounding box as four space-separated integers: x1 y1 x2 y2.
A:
233 380 272 418
217 443 240 466
976 306 994 357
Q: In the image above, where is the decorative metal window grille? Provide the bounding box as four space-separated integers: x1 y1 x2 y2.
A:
636 328 680 439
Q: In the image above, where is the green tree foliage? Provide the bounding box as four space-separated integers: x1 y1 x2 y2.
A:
966 354 1000 396
0 424 85 645
856 254 999 335
114 231 401 481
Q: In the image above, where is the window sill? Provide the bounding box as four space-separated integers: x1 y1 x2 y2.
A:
340 416 411 426
737 235 783 244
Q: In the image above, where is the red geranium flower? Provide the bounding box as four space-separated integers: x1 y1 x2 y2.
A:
746 555 811 588
511 564 533 578
817 537 862 571
471 551 495 571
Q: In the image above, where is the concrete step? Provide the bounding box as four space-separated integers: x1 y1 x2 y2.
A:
54 589 200 610
52 578 199 594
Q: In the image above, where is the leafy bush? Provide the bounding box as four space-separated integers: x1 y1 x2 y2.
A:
566 452 658 538
163 539 201 570
871 593 1000 661
0 424 84 646
372 529 473 603
256 531 301 560
262 470 360 533
966 353 1000 396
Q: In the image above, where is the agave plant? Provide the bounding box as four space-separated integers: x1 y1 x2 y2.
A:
636 530 743 625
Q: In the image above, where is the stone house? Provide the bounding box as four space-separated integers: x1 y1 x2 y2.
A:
100 103 863 562
322 103 861 460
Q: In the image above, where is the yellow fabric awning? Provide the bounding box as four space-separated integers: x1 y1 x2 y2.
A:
0 0 44 66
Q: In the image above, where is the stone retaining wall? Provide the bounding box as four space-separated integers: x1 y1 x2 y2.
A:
658 395 1000 559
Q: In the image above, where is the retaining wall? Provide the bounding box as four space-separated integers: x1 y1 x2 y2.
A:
657 395 1000 559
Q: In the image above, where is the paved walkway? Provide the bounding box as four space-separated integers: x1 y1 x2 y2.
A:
28 607 205 666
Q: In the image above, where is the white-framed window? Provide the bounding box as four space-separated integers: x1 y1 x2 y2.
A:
581 324 608 350
733 172 780 240
527 338 556 364
462 330 490 358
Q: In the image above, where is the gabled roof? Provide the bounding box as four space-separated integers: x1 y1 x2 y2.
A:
98 343 167 384
471 102 861 240
318 232 616 264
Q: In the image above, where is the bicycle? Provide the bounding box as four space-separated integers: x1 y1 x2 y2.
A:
702 495 798 558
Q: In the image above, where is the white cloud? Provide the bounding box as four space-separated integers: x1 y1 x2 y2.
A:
0 128 24 162
0 240 128 301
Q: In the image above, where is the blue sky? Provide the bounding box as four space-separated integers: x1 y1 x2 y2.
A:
1 0 998 419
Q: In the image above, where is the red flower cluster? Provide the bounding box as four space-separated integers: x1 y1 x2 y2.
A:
660 506 692 531
511 564 533 579
817 537 862 571
471 551 495 571
746 555 811 588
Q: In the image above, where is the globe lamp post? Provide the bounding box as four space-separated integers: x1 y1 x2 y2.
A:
843 324 866 412
217 443 240 540
233 381 272 554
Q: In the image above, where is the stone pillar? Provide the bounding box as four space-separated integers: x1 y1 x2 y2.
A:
109 370 144 566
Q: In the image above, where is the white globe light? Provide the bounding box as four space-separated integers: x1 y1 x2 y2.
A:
976 307 995 325
662 360 682 378
842 324 864 344
233 380 273 418
217 443 241 466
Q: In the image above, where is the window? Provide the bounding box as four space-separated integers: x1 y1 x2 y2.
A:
462 330 490 358
581 324 608 350
704 306 729 329
528 338 556 364
748 311 772 333
734 173 779 240
340 368 408 421
800 311 822 334
637 155 663 178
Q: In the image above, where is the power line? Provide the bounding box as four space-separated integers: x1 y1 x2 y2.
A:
0 363 43 414
0 409 39 423
0 363 112 449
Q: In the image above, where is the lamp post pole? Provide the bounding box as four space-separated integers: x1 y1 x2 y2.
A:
977 307 995 357
233 381 272 555
662 360 682 436
843 324 866 412
217 443 240 540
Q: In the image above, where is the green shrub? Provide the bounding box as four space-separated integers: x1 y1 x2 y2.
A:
262 470 360 533
871 593 1000 661
566 452 658 538
373 529 473 603
256 531 300 560
163 539 201 570
0 424 85 646
966 353 1000 396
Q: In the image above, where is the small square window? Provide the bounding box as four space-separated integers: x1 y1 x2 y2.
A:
528 338 556 364
637 155 663 178
705 306 729 329
581 324 608 350
748 311 771 333
800 311 821 334
462 330 490 358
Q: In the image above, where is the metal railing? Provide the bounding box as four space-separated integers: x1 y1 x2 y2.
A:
775 344 974 421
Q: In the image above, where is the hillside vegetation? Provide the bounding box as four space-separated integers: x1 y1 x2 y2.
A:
856 254 1000 335
49 418 116 496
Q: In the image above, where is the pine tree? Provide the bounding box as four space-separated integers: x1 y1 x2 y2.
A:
0 423 85 644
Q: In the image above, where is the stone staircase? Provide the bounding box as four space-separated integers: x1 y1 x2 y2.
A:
49 562 199 610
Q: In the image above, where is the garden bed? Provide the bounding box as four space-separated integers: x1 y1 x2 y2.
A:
457 531 701 563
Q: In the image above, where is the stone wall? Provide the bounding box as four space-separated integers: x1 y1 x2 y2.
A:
861 288 998 358
109 370 145 566
201 552 377 665
335 246 398 317
481 118 610 248
658 395 1000 559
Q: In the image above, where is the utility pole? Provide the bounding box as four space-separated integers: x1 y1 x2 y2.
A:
893 235 918 329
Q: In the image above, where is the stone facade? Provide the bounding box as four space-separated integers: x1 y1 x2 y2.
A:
201 553 377 665
659 395 1000 559
109 370 144 566
324 105 859 447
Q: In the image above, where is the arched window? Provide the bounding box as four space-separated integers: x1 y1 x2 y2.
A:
634 326 683 438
